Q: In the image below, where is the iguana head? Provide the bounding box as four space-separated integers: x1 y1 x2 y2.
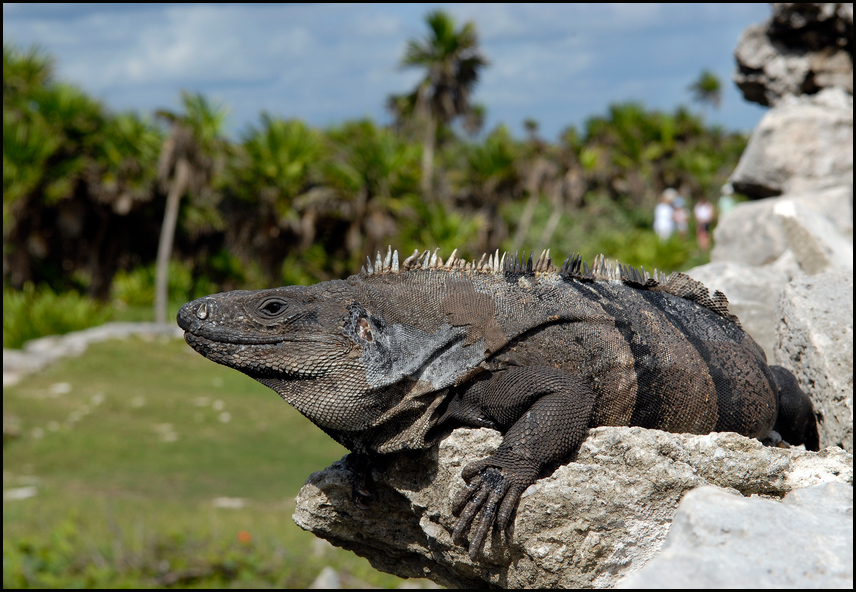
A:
176 272 486 452
177 281 389 431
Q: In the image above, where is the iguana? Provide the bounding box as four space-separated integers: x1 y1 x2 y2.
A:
177 247 819 559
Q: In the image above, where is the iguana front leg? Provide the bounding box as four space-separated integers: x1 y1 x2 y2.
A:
346 452 374 509
450 366 596 559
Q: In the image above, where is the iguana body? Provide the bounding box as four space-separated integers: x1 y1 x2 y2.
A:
177 248 818 558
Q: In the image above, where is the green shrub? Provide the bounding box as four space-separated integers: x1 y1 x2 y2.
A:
595 228 706 273
280 243 331 286
2 283 111 349
397 195 482 260
500 192 709 275
198 249 251 295
111 261 193 307
110 267 155 307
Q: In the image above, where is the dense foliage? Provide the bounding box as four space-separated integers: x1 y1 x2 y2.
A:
3 14 746 342
4 12 752 588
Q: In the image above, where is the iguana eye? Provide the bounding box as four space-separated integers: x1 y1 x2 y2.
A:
259 299 286 316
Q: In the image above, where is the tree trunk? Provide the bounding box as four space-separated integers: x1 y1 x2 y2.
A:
346 186 369 262
154 158 190 324
420 115 436 198
536 186 565 252
512 192 540 252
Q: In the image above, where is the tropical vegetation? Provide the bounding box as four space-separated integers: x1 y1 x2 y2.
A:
5 9 752 588
3 10 746 348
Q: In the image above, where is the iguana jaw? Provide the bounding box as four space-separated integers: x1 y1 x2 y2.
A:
184 332 338 382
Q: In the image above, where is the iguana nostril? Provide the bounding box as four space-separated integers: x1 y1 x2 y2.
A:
196 301 209 320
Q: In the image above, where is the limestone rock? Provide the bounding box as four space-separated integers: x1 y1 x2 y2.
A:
729 88 853 199
711 198 790 266
802 183 854 242
711 186 853 269
774 199 854 274
776 270 854 453
308 566 341 589
734 3 853 107
618 482 853 588
293 426 852 589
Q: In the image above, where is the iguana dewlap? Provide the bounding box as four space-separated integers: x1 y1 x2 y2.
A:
177 247 819 559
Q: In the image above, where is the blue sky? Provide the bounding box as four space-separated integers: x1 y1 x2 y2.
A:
3 3 771 141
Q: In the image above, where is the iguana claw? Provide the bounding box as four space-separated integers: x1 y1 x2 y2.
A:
451 464 524 560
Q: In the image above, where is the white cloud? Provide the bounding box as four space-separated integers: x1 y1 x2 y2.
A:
266 27 315 57
3 3 772 138
356 12 403 38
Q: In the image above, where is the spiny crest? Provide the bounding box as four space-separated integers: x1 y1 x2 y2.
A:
360 246 668 285
359 246 740 327
359 246 559 276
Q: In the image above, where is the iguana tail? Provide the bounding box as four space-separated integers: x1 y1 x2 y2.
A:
770 365 820 451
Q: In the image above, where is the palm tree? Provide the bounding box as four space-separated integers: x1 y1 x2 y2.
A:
688 70 722 110
523 118 540 142
3 44 57 238
96 113 162 211
227 113 325 281
85 112 162 298
3 43 112 294
153 91 228 324
461 102 486 137
398 9 488 197
323 119 421 268
454 125 520 251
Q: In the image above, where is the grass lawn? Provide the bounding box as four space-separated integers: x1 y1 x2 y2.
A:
3 335 425 588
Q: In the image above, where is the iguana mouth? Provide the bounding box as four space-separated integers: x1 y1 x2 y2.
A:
183 327 288 346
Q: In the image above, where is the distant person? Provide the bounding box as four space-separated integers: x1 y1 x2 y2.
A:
694 196 715 251
672 194 689 237
718 183 736 217
654 189 676 240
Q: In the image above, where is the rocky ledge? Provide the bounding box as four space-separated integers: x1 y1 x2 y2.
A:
293 426 852 588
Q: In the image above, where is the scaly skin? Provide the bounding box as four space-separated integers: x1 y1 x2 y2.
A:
177 248 818 560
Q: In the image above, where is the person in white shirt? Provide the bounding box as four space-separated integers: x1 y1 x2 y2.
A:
654 188 677 241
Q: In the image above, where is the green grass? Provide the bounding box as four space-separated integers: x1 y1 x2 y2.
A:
3 336 425 588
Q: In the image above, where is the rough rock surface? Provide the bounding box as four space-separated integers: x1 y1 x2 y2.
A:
710 186 853 267
293 426 852 589
618 482 853 589
728 88 853 199
774 198 854 274
710 199 791 266
776 270 854 453
734 3 853 107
